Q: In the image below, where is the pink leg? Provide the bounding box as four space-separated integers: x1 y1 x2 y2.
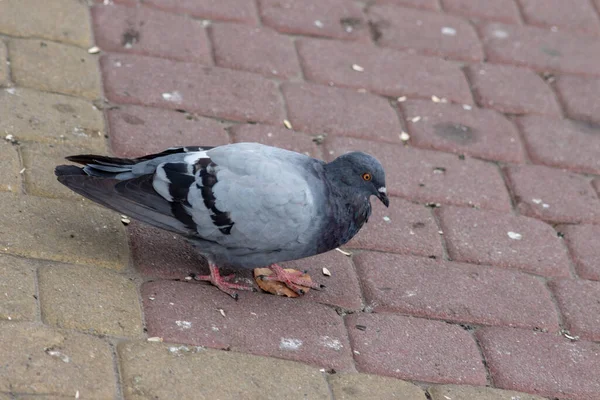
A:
257 264 325 295
194 264 255 299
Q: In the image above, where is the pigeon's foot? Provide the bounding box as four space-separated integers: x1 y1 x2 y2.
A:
194 264 255 299
259 264 325 295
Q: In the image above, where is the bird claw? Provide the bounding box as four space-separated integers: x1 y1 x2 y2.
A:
193 265 255 298
264 264 324 294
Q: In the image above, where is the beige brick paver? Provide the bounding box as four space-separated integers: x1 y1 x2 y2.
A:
328 373 427 399
0 255 38 322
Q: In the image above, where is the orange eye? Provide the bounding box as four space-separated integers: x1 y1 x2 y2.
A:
362 173 372 181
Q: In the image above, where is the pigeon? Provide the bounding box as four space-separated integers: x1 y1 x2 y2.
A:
55 142 389 298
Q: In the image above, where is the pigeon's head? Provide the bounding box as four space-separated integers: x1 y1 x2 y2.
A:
328 151 389 207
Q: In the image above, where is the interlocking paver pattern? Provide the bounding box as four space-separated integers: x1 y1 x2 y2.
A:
2 0 599 398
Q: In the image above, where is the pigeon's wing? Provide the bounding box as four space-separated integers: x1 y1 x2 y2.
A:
185 143 323 251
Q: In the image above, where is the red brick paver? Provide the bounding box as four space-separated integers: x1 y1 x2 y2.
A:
477 328 600 399
560 224 600 281
282 82 403 143
555 75 600 124
465 63 561 116
297 38 474 104
480 22 600 75
441 0 521 24
368 5 484 62
101 54 285 124
92 4 212 63
518 0 600 36
550 279 600 341
324 137 512 211
374 0 440 11
107 105 229 158
400 99 526 163
257 0 369 41
354 252 559 330
142 281 355 371
210 23 301 79
505 164 600 224
142 0 259 24
347 313 487 385
518 115 600 175
437 206 571 277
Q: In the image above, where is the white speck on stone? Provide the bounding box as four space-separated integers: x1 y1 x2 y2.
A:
5 88 16 95
201 20 211 27
432 95 441 103
399 131 410 142
404 290 417 297
397 96 407 102
532 198 542 204
147 337 163 342
320 336 343 351
441 26 457 36
493 29 509 39
76 390 80 399
411 116 421 123
175 320 192 329
168 345 190 354
113 60 122 67
46 349 70 363
162 91 183 103
283 119 293 130
279 338 303 351
508 231 522 240
218 308 226 317
267 132 273 137
551 26 558 32
542 203 550 209
353 350 361 355
87 46 100 54
314 20 324 28
211 325 219 332
462 104 472 110
322 267 331 276
383 216 391 223
352 64 364 72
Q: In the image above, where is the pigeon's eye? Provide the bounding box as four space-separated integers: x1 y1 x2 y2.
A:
362 173 372 181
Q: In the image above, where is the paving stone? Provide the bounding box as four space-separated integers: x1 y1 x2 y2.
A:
0 322 116 397
0 254 37 322
328 373 427 400
107 105 229 158
230 124 323 159
0 193 128 270
428 384 547 400
505 164 600 224
555 75 600 125
258 0 369 41
372 0 440 11
279 251 363 311
368 5 484 61
296 38 474 105
38 264 143 337
440 0 521 24
20 142 105 200
0 0 93 47
210 23 300 79
476 327 600 399
143 0 259 24
0 141 20 193
518 115 600 175
560 224 600 281
594 178 600 196
0 40 7 87
354 252 559 330
9 39 102 100
437 205 571 277
400 100 525 163
0 87 105 150
94 0 137 4
550 279 600 341
324 137 512 212
142 281 355 371
118 341 331 400
479 22 600 75
101 53 284 124
346 198 443 258
282 82 402 143
92 4 212 63
466 63 560 116
346 313 487 384
519 0 600 36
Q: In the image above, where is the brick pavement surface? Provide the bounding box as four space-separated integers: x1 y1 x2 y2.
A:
1 0 599 399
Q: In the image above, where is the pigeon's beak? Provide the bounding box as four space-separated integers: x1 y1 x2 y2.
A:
377 187 389 207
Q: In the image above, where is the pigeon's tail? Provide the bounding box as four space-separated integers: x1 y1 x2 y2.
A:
64 154 137 180
55 163 193 235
